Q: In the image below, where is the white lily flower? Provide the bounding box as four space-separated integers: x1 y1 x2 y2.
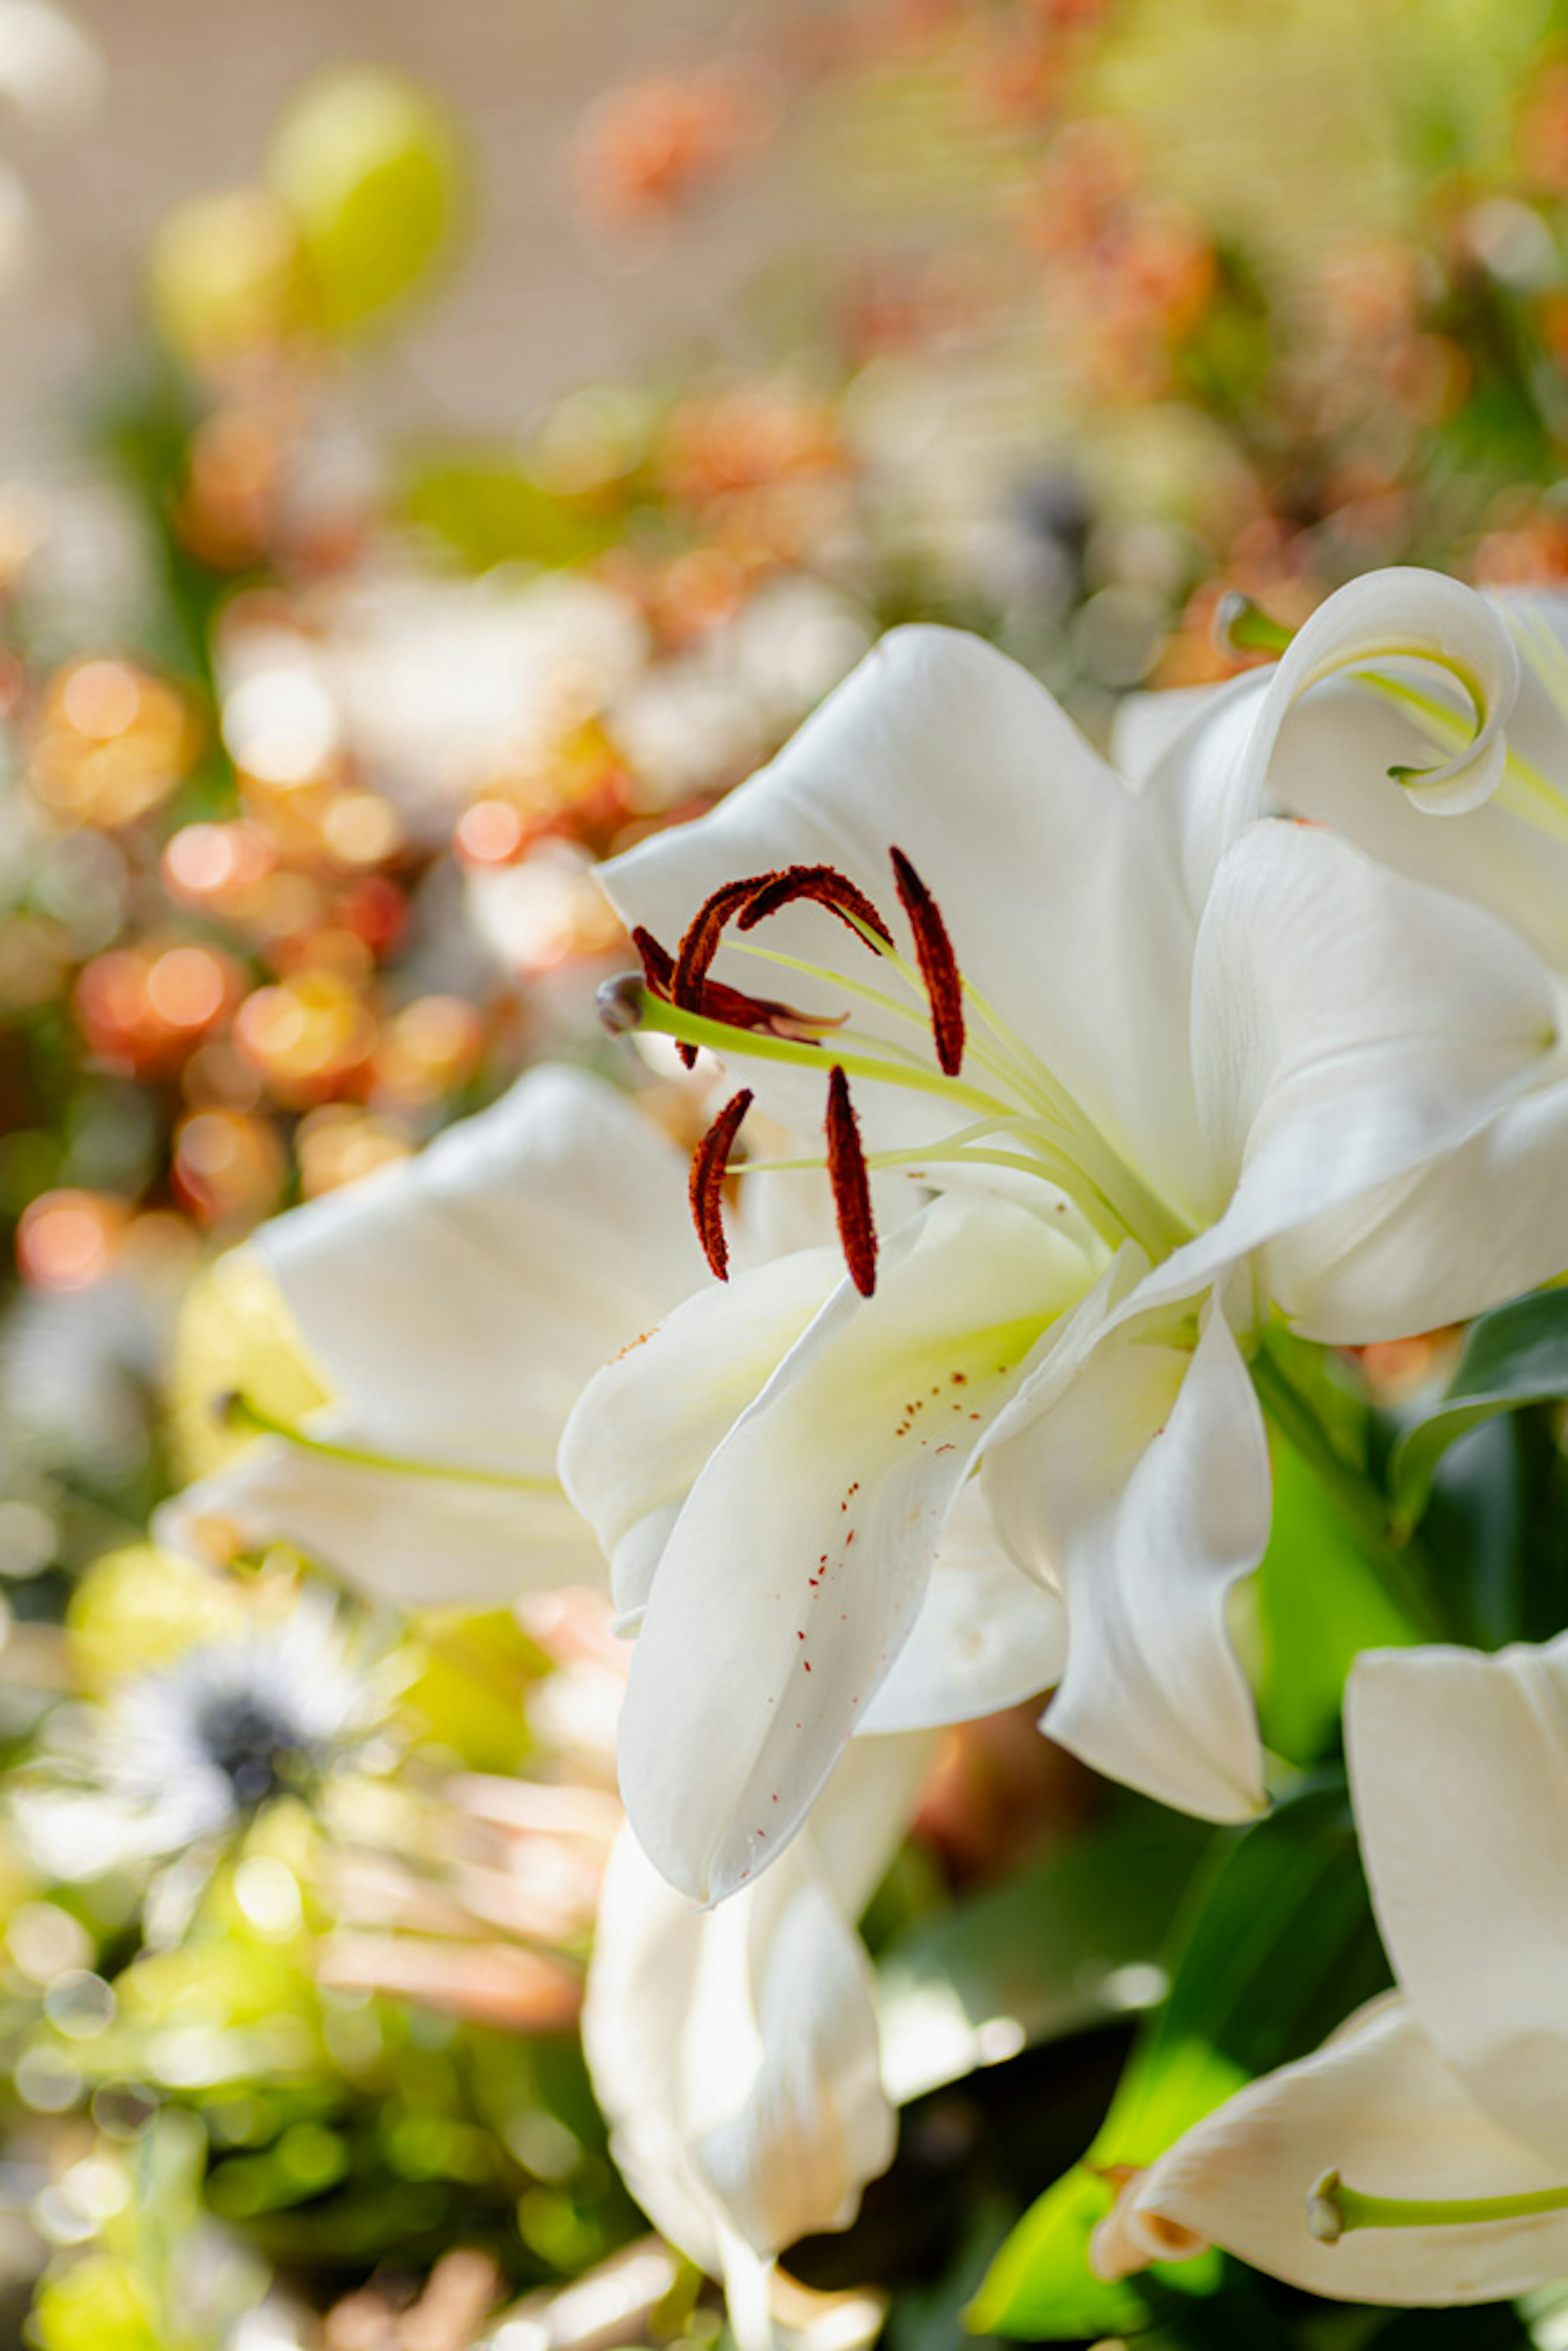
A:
572 610 1568 1899
157 1065 1066 1740
1094 1633 1568 2305
156 1065 706 1606
583 1730 929 2351
1120 566 1568 1338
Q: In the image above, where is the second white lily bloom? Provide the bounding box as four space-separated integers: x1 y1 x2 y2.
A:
584 1729 931 2349
1094 1632 1568 2305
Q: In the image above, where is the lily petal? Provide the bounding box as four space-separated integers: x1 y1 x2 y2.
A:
859 1478 1067 1734
559 1249 843 1628
1134 818 1560 1317
985 1297 1269 1822
160 1067 702 1605
1149 663 1568 970
154 1427 597 1607
582 1734 923 2275
1111 1995 1568 2305
1147 571 1520 910
1261 1076 1568 1342
261 1064 702 1466
614 1191 1095 1902
602 625 1209 1225
1349 1636 1568 2171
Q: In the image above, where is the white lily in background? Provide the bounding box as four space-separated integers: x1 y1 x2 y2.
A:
1094 1631 1568 2306
156 1065 705 1606
1120 566 1568 1337
584 1730 930 2351
157 1063 1067 1730
571 602 1568 1902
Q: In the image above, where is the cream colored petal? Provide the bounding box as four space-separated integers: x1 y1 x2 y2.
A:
986 1297 1268 1823
614 1193 1093 1902
1116 1996 1568 2304
1349 1636 1568 2169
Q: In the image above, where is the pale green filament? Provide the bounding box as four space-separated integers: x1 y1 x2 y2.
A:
725 923 1192 1254
223 1393 561 1494
633 967 1186 1260
1308 2167 1568 2246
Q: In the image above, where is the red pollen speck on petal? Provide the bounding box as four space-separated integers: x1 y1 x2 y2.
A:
825 1063 877 1296
689 1087 753 1279
891 845 965 1076
737 863 894 949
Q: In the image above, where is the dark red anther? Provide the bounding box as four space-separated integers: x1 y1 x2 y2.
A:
736 864 894 950
670 877 780 1066
825 1064 877 1297
631 925 675 994
673 877 777 1010
890 845 965 1076
689 1088 754 1281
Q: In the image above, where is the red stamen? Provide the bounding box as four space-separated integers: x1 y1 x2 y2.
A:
631 925 674 994
689 1088 753 1280
673 877 777 1009
671 877 780 1067
825 1064 877 1297
736 864 894 950
890 845 965 1077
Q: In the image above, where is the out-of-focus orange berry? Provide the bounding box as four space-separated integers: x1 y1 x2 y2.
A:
233 968 377 1105
172 1110 287 1227
162 820 277 917
74 943 244 1076
372 995 482 1109
573 62 778 229
30 660 198 830
17 1191 123 1291
334 875 406 955
454 799 526 867
296 1104 412 1197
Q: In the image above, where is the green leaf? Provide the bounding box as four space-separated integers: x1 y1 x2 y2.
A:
876 1801 1212 2104
972 1779 1388 2342
1254 1435 1421 1769
970 2163 1160 2342
1390 1290 1568 1527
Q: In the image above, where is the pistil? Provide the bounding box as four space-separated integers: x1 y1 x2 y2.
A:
1307 2167 1568 2244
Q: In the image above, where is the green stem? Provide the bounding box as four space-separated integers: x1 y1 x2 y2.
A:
222 1394 560 1495
1250 1346 1448 1640
1308 2166 1568 2244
